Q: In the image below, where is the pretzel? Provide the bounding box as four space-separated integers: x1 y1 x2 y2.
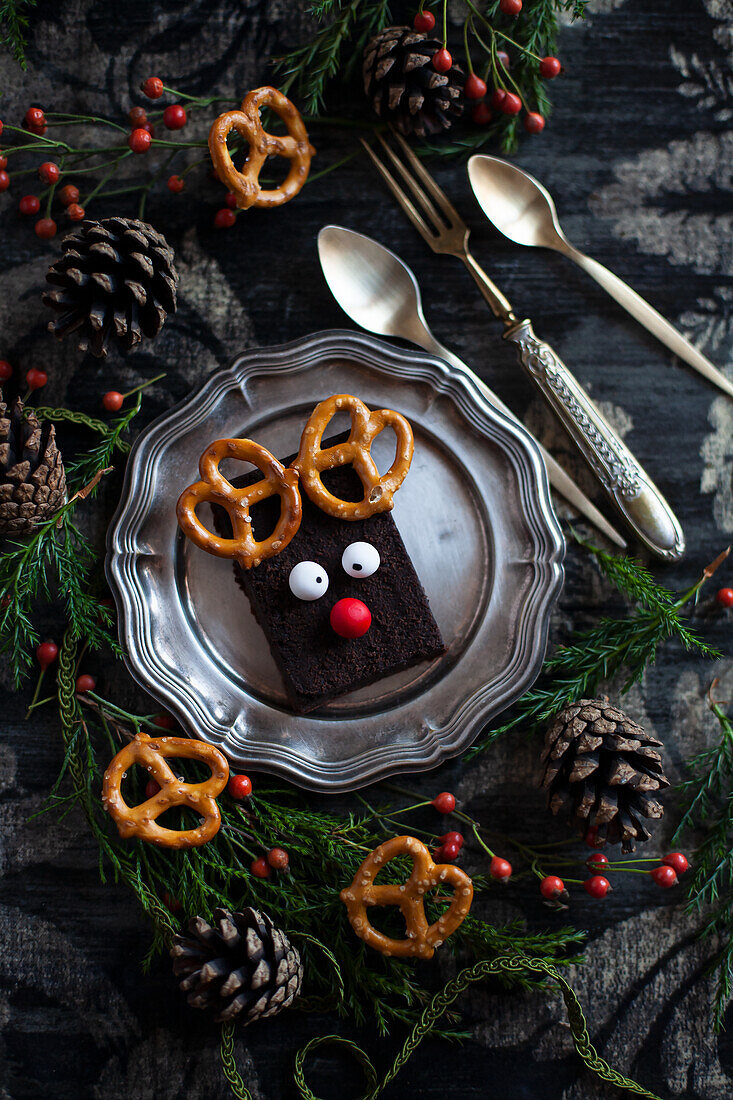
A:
101 732 229 849
340 836 473 959
208 86 315 210
176 438 302 569
293 395 414 521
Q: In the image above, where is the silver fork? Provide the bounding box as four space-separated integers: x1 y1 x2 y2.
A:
360 131 685 561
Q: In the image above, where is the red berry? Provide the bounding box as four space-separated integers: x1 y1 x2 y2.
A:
464 73 487 100
163 104 187 130
167 174 185 194
539 874 565 900
489 856 513 881
584 875 611 899
26 367 47 390
228 774 252 799
431 791 456 814
24 107 46 131
523 111 545 134
432 48 452 73
586 852 609 869
214 207 236 229
142 77 164 99
36 640 59 670
662 852 689 875
650 865 678 889
0 170 9 192
502 92 522 115
142 121 155 137
128 128 152 154
440 840 461 860
161 890 182 912
251 856 271 879
496 50 510 71
153 712 176 730
129 106 148 126
330 597 371 639
267 847 290 871
75 674 96 693
539 56 562 79
471 102 493 125
67 203 85 222
716 587 733 608
38 161 60 184
433 845 447 861
490 88 507 111
584 826 602 848
0 120 3 136
224 190 238 209
18 194 40 216
440 831 464 850
413 10 436 32
102 391 124 412
0 360 12 381
144 779 160 800
0 152 8 170
499 0 522 14
35 217 57 239
59 184 79 207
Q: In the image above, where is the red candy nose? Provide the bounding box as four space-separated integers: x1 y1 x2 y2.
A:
330 597 371 638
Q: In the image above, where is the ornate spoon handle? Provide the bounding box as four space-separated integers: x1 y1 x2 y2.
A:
503 318 685 561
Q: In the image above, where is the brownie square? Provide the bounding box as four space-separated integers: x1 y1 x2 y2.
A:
213 436 444 713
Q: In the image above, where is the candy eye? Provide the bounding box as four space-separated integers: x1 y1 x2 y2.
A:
289 561 329 601
342 542 380 579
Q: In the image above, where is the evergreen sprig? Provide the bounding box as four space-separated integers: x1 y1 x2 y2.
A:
51 677 585 1035
275 0 588 156
275 0 393 115
0 399 140 685
674 686 733 1031
0 0 37 68
468 545 724 757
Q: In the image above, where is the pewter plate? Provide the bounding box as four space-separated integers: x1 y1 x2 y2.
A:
107 330 564 792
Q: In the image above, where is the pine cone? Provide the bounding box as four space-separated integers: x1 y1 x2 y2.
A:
540 699 669 852
43 217 178 358
170 907 303 1024
363 26 464 137
0 394 66 537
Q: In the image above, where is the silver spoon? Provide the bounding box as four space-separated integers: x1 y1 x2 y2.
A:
468 154 733 401
317 224 627 549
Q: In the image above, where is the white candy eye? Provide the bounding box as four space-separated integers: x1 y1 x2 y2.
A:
342 541 380 579
289 561 329 601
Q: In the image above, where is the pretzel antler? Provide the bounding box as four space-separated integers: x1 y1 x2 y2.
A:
293 395 414 520
176 438 302 569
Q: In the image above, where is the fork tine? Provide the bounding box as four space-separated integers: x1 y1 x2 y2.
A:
374 132 448 236
359 138 437 248
390 129 464 228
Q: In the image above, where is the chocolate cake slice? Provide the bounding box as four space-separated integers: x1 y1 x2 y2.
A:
214 436 444 713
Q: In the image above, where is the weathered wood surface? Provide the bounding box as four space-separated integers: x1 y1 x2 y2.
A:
1 1 732 1096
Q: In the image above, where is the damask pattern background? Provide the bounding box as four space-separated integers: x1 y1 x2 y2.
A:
1 1 732 1096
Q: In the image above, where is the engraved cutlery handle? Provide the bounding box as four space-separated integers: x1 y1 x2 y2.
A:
504 319 685 560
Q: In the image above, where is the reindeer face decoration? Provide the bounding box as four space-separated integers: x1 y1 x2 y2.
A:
177 396 444 713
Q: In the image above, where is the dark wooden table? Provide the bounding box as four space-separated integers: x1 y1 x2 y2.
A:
2 1 732 1096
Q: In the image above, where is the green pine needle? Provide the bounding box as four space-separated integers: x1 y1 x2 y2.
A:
53 683 585 1035
468 545 721 758
0 398 141 684
0 0 37 68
